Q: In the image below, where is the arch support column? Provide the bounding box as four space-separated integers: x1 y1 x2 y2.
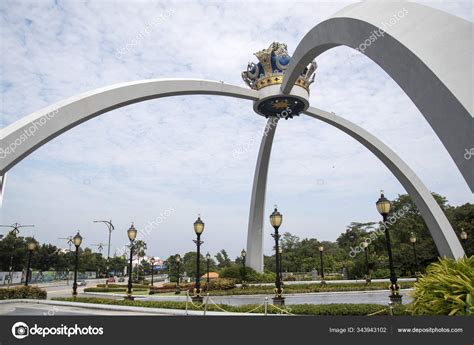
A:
246 118 279 272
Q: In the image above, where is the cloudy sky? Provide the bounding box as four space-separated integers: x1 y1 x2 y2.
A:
1 0 472 261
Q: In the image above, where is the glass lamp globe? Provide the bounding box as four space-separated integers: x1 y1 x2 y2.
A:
127 224 137 241
270 206 283 228
27 239 36 251
376 191 391 216
194 215 205 235
73 232 83 247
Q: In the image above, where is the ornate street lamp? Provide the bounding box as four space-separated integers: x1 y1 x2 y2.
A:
318 246 326 285
24 238 36 286
376 191 402 303
205 252 211 291
150 257 155 287
192 215 205 303
241 249 247 287
270 205 284 306
125 224 137 300
72 231 82 298
410 232 421 281
175 254 181 295
361 241 371 284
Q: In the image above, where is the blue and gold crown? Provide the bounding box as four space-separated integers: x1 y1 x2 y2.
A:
242 42 317 91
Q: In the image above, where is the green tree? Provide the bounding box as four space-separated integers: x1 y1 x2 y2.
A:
214 249 231 268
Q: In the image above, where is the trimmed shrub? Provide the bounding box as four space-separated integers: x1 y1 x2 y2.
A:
97 283 149 289
220 265 275 283
84 287 147 293
408 256 473 315
0 286 47 300
204 278 236 291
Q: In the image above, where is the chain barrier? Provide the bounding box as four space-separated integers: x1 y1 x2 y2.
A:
367 308 387 316
268 303 294 315
184 292 292 315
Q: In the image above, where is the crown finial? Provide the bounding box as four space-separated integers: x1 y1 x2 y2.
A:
242 42 317 119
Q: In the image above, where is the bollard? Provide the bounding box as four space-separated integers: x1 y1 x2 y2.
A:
204 293 210 316
185 290 189 316
264 297 268 316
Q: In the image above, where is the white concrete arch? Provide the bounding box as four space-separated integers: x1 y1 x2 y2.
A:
0 79 258 175
0 78 465 273
246 106 464 271
281 1 474 192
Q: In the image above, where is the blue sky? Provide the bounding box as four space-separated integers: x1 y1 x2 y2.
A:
1 0 472 261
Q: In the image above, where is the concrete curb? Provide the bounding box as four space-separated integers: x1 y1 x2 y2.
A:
0 299 265 316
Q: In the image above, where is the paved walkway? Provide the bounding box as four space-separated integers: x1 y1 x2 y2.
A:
0 302 161 316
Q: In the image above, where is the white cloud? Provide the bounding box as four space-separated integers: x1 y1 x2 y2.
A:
1 0 472 259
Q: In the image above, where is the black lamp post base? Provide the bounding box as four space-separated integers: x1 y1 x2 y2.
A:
272 297 285 306
191 295 203 303
124 294 135 301
389 294 403 304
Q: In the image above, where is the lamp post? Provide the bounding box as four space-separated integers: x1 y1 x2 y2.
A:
460 228 468 243
72 232 82 298
192 215 205 303
410 232 420 281
361 241 371 284
93 220 114 259
205 252 211 291
150 257 155 287
270 206 284 306
376 191 402 303
319 246 326 285
126 224 137 300
241 249 247 287
25 239 36 286
175 255 181 294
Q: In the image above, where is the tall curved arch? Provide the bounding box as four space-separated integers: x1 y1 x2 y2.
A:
281 2 474 192
0 78 465 273
245 106 464 271
303 107 465 260
0 79 258 174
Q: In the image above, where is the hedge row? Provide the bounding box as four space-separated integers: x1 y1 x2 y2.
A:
96 284 150 289
204 281 415 296
0 286 47 300
52 297 408 315
84 287 147 293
